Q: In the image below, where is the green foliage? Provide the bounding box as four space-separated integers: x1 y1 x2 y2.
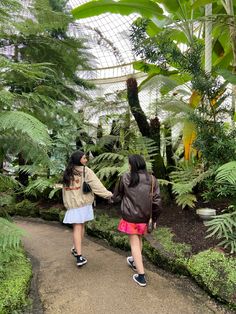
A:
160 163 213 208
0 192 15 209
192 117 236 167
0 175 21 192
205 209 236 253
72 0 164 20
0 0 94 200
0 218 25 251
0 111 51 146
0 248 32 314
86 214 130 250
23 177 58 198
39 207 62 221
88 136 157 185
153 227 191 258
216 161 236 186
187 249 236 307
14 199 39 217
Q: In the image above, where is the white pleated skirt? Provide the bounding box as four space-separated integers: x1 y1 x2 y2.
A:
63 204 94 224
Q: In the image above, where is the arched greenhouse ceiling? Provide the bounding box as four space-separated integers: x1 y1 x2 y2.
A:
67 0 154 110
68 0 140 81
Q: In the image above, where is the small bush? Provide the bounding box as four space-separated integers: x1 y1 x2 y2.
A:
188 249 236 308
15 199 39 217
0 248 32 314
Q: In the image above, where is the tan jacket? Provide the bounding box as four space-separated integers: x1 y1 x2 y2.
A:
62 166 112 210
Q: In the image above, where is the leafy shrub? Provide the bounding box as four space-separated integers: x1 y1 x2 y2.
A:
153 227 191 258
188 250 236 307
15 199 39 217
0 219 32 313
0 248 32 314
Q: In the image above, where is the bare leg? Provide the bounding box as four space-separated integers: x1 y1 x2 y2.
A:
139 236 143 253
129 234 144 274
73 223 84 255
81 223 85 240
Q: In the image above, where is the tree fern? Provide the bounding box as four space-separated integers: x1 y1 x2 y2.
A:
0 111 51 147
23 177 58 198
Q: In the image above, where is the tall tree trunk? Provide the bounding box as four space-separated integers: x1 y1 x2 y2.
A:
18 153 29 186
123 109 131 150
97 120 103 139
164 123 175 173
126 78 150 137
126 77 167 179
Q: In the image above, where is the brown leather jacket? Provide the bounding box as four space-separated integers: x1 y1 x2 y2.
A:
112 171 162 223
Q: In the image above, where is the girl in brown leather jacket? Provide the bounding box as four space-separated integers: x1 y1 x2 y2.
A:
112 154 162 287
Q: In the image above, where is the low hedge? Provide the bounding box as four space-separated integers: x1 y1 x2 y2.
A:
0 199 65 223
2 201 236 310
0 248 32 314
187 250 236 308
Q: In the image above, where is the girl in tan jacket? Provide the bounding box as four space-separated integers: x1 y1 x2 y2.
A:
62 150 112 267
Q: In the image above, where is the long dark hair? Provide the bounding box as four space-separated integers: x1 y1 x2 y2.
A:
128 154 148 187
63 151 85 186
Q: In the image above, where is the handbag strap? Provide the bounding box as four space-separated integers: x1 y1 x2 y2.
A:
150 175 154 218
83 166 86 180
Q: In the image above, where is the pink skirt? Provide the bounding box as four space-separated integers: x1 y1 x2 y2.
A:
118 219 147 235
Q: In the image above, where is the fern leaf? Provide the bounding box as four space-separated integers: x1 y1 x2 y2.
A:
0 111 51 146
0 218 25 251
175 193 197 209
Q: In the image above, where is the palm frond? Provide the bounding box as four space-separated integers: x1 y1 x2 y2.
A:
205 211 236 253
216 161 236 185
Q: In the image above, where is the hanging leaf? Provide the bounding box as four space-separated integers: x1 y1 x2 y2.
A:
72 0 163 20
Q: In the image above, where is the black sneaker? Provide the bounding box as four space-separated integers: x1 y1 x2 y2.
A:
76 256 87 267
133 274 147 287
71 247 78 257
127 256 137 271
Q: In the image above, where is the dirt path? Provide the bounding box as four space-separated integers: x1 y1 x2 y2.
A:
16 218 229 314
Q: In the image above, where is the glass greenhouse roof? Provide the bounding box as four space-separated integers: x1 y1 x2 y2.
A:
67 0 142 82
67 1 156 111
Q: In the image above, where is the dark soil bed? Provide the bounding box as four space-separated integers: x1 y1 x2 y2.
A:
94 198 230 254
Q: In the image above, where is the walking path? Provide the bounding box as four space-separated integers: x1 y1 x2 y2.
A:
16 218 229 314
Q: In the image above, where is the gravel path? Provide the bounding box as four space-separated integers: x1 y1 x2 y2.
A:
16 218 229 314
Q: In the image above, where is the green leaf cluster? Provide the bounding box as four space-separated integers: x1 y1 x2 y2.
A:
0 218 25 251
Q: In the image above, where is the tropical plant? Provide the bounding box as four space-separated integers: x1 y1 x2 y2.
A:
159 162 214 208
205 209 236 253
204 161 236 253
0 0 94 196
88 136 158 187
72 0 235 158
